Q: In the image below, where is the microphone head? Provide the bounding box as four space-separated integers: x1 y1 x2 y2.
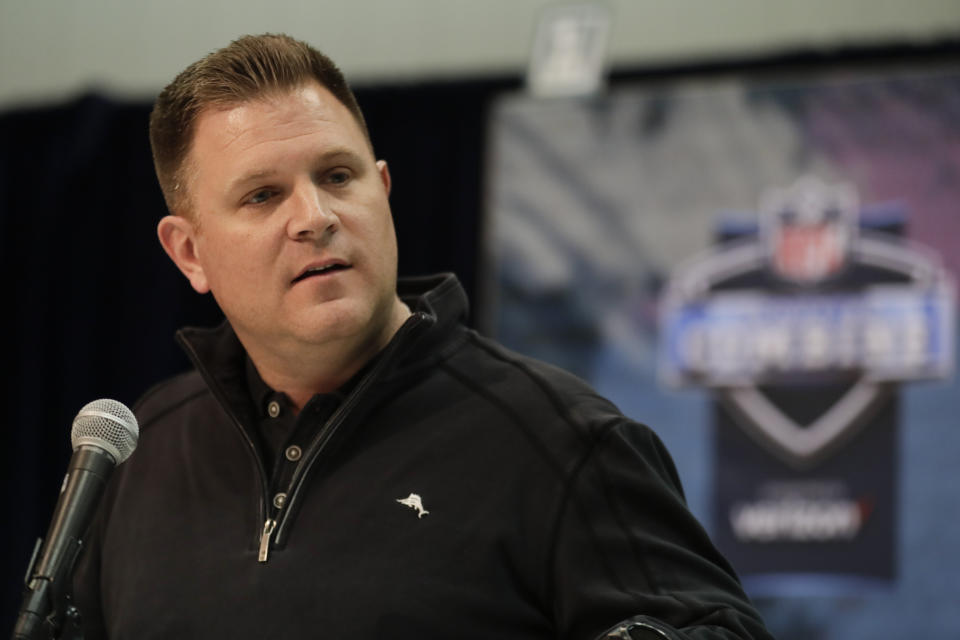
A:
71 399 139 464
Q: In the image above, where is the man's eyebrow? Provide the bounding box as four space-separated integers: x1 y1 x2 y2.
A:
228 169 278 193
319 148 365 166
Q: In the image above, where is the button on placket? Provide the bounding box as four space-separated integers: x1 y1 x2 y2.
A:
285 445 302 462
272 492 287 509
267 400 281 418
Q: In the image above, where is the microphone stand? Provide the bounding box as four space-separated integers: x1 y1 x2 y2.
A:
11 539 84 640
12 447 113 639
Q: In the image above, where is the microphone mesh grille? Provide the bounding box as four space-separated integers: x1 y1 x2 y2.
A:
71 399 139 464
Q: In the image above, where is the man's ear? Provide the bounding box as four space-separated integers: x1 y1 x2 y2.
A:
157 215 210 294
376 159 392 196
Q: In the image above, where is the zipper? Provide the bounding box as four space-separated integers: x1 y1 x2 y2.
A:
273 313 428 546
178 334 272 557
258 519 277 562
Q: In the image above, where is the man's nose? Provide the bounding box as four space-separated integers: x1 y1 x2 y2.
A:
287 183 338 240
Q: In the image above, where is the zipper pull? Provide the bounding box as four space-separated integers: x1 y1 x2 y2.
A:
258 518 277 563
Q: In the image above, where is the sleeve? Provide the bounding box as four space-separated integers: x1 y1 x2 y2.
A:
549 420 774 640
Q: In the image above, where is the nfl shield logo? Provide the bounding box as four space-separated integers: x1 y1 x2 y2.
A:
761 177 857 284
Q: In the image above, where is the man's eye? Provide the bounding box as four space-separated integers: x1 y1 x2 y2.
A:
246 189 275 205
328 170 351 185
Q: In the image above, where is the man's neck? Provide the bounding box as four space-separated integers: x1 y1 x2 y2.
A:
242 300 411 412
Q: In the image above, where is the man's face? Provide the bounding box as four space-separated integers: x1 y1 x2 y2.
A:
164 82 403 361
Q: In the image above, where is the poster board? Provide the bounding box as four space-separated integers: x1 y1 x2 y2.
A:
485 65 960 637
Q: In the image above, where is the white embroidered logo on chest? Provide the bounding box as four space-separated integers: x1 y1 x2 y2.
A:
396 493 430 518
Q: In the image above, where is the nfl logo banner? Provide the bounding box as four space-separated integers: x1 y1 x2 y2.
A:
659 177 955 593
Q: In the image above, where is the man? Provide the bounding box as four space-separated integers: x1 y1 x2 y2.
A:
73 34 772 639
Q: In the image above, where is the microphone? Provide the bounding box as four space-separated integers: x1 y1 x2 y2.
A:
11 399 138 640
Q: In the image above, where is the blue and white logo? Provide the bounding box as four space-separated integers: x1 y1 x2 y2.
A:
660 177 955 466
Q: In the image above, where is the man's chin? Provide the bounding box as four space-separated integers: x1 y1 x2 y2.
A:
289 300 378 344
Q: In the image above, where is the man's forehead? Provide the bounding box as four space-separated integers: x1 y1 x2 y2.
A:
192 83 364 155
205 94 314 140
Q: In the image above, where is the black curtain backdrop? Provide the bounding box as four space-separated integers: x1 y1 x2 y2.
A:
0 77 517 627
4 42 957 631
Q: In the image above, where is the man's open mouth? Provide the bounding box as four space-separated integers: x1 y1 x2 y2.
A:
292 263 350 284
